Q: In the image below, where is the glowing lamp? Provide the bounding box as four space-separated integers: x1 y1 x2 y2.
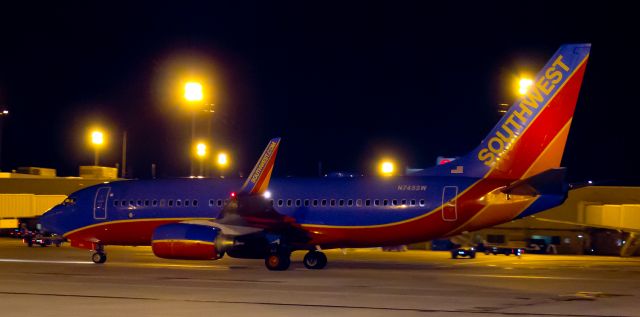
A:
518 78 533 95
184 82 203 102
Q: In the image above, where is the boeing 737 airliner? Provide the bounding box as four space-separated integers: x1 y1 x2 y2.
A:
39 44 591 270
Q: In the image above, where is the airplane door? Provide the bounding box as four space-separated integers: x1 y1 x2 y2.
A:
441 186 458 221
94 187 110 220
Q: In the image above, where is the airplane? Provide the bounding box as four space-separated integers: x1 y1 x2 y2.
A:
39 43 591 270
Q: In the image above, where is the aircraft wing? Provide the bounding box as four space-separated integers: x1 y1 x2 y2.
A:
186 138 308 240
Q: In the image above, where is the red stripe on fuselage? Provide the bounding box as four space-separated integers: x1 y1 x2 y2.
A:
303 178 508 247
65 219 182 246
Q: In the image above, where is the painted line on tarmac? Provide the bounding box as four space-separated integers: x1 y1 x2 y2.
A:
0 257 231 270
449 273 584 280
0 258 93 265
0 291 630 317
452 258 515 266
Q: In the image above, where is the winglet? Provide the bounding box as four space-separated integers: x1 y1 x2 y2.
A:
239 138 281 195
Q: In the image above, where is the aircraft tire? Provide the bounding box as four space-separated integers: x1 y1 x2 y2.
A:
92 252 107 264
303 251 327 270
265 252 290 271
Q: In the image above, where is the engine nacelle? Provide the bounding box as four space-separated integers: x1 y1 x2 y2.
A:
151 223 222 260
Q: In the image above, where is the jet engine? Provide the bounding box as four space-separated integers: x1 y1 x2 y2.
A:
151 223 223 260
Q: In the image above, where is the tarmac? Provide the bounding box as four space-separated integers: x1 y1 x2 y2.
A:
1 238 639 316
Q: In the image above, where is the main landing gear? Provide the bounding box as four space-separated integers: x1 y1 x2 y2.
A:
263 250 328 271
303 250 327 270
91 244 107 264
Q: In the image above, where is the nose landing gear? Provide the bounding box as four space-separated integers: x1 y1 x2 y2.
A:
265 251 291 271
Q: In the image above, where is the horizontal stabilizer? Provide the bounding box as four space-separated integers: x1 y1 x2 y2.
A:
502 168 567 196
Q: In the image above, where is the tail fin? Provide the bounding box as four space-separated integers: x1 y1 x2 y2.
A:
418 44 590 180
239 138 281 195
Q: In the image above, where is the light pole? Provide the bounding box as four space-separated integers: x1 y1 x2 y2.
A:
216 152 229 178
0 109 8 170
196 142 207 177
91 130 104 166
184 82 203 176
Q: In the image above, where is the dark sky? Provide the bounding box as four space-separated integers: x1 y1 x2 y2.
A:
0 2 635 182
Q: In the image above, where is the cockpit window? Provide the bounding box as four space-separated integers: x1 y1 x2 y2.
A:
62 198 76 206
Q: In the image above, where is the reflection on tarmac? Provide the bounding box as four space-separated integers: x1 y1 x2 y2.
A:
1 238 639 317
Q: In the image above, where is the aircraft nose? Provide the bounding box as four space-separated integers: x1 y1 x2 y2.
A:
39 206 64 235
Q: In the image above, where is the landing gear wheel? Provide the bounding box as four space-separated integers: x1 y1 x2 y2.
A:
92 252 107 264
303 251 327 269
265 252 291 271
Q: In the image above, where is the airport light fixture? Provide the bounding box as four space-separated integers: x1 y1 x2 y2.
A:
184 82 203 102
216 152 229 178
196 142 207 158
379 160 395 176
90 130 105 166
184 81 205 176
217 152 228 167
518 78 533 95
195 142 207 177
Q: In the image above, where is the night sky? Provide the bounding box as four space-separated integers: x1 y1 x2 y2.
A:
0 2 635 182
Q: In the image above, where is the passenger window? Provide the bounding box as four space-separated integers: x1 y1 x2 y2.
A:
145 200 150 206
129 200 135 207
411 199 416 206
321 199 327 207
168 200 174 207
356 199 362 207
209 199 214 207
401 199 407 205
365 199 371 206
217 199 223 207
304 199 310 207
312 199 318 207
269 199 274 206
330 199 336 206
392 199 398 206
383 199 389 206
193 200 198 207
419 199 425 207
278 199 284 207
160 199 166 207
184 199 190 207
176 200 182 207
112 200 118 207
295 199 301 207
347 199 353 207
373 199 379 206
338 199 344 206
152 200 158 207
137 200 143 206
287 199 292 207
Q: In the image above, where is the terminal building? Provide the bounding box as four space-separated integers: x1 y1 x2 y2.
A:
1 167 638 256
